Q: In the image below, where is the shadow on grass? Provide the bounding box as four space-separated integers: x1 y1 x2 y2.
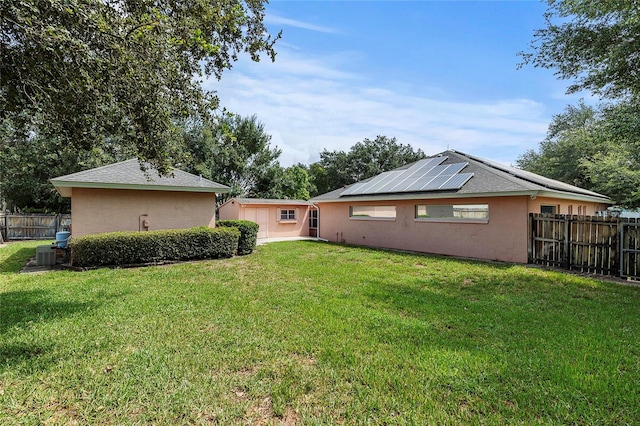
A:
0 342 56 372
0 289 97 370
0 247 37 273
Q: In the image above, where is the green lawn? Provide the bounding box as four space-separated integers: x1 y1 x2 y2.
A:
1 240 639 424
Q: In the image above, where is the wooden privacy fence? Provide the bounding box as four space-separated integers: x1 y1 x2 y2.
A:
0 214 71 241
529 213 640 280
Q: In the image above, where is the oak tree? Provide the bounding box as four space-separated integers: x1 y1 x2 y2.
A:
520 0 640 99
309 136 426 196
1 0 279 173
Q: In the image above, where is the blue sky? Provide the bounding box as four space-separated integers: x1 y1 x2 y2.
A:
208 0 588 167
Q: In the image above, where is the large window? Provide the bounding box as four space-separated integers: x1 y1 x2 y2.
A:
349 205 396 220
415 204 489 221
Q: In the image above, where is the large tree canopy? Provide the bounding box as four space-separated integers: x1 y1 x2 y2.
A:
520 0 640 100
309 136 426 196
516 101 602 189
517 101 640 208
518 0 640 208
182 114 284 205
0 120 128 212
0 0 279 173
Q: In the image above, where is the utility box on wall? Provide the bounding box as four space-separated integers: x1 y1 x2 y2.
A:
36 245 56 266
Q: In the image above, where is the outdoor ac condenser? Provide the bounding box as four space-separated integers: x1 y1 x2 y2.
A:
36 245 56 266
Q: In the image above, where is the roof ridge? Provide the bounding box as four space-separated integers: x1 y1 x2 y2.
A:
444 150 540 192
448 149 607 198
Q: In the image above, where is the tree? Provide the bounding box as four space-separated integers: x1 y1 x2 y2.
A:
517 101 640 208
257 165 313 200
580 101 640 207
182 114 282 205
519 1 640 208
1 0 279 174
309 136 426 195
0 119 128 212
516 101 603 189
520 0 640 100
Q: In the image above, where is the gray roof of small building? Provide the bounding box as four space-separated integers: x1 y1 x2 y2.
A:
51 159 230 197
311 150 612 204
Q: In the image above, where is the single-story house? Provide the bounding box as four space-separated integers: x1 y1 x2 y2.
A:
51 159 230 237
310 150 613 264
218 198 316 239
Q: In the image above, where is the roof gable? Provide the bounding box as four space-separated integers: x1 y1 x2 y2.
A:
51 159 231 197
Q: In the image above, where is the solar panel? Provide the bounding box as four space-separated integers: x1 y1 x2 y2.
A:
376 157 446 193
339 157 473 196
421 174 454 191
340 171 395 196
441 173 474 190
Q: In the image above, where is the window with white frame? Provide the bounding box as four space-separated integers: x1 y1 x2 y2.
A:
280 209 296 221
415 204 489 221
349 205 396 220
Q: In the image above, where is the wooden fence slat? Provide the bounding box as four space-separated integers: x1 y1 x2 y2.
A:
0 214 71 240
530 213 636 279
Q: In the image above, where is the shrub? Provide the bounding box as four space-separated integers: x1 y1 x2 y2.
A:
217 220 259 255
70 226 239 268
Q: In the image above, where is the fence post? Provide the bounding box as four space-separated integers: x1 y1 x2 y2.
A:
619 221 624 278
528 213 533 263
564 215 570 270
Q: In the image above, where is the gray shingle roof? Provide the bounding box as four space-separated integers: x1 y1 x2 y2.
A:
51 159 230 197
311 150 612 204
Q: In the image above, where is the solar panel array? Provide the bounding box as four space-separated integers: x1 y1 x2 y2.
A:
341 156 474 196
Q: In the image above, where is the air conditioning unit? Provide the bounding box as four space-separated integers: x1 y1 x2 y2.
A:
36 245 56 266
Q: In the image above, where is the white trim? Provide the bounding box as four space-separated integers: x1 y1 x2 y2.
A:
415 218 489 224
349 217 397 222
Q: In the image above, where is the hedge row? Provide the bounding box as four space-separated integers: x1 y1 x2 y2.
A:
70 226 240 268
217 220 259 255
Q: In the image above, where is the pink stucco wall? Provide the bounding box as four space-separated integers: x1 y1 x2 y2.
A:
219 201 311 238
527 196 607 216
70 188 217 237
317 195 608 264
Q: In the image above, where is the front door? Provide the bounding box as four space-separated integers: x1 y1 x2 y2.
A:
309 209 318 238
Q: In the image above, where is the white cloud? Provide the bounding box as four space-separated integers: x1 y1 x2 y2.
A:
209 46 550 167
266 14 341 34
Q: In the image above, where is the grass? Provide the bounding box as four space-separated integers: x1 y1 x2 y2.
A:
1 240 639 424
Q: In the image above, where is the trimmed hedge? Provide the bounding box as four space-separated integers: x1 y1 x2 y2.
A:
70 226 240 268
217 220 259 255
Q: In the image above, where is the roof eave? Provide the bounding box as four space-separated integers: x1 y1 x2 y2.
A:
50 180 231 197
536 190 613 205
312 189 613 204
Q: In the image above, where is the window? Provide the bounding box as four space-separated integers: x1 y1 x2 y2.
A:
540 205 558 214
349 205 396 220
309 209 318 228
415 204 489 221
568 205 573 215
280 209 296 221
